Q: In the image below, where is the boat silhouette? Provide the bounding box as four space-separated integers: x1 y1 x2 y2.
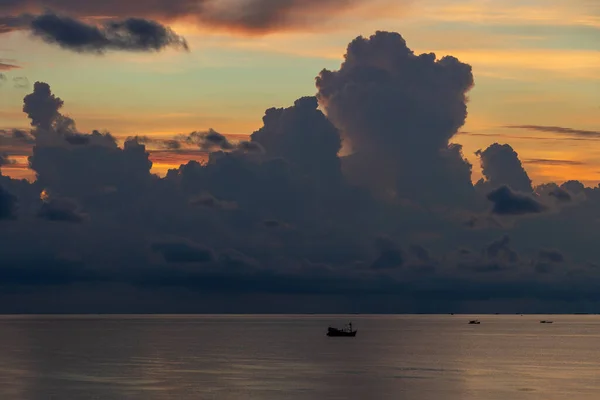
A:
468 320 481 324
327 323 357 337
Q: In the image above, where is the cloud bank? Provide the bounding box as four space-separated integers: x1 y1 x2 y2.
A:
1 31 600 313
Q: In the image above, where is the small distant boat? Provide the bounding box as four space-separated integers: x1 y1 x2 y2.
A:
540 320 554 324
327 323 357 337
468 320 481 325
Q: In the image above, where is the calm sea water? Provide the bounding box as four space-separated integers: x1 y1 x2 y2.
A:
0 314 598 399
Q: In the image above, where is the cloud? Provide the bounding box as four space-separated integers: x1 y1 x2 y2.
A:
23 81 64 131
12 76 29 89
0 0 380 34
485 235 518 263
0 153 15 166
37 197 87 222
487 186 546 216
250 96 342 184
0 62 19 71
523 159 585 166
25 13 189 53
317 31 475 207
506 125 600 138
3 32 600 313
476 143 532 193
539 249 565 263
189 193 238 210
0 184 17 220
151 240 215 263
548 186 572 202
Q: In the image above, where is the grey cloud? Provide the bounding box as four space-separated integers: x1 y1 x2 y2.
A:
524 159 585 166
27 13 189 53
506 125 600 138
487 186 546 216
0 184 17 220
0 0 377 34
1 31 600 313
476 143 532 193
12 76 29 88
539 249 565 263
317 31 475 207
189 193 238 210
0 153 15 166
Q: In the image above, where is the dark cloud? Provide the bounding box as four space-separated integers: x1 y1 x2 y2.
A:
549 186 572 202
539 249 565 263
317 31 475 207
25 13 189 53
151 240 215 263
37 197 87 222
506 125 600 138
0 184 17 220
23 81 64 131
2 32 600 313
485 235 518 263
184 129 234 151
131 135 182 150
0 153 15 166
476 143 532 193
189 193 238 210
0 0 375 34
251 96 342 184
487 186 546 216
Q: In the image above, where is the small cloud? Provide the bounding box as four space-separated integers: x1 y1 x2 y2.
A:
0 62 20 71
548 187 572 203
189 193 238 210
28 13 189 54
487 186 546 216
13 76 29 89
523 159 585 166
0 153 16 166
538 249 565 263
506 125 600 138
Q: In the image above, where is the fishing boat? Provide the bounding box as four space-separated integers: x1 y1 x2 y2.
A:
327 323 357 337
468 320 481 324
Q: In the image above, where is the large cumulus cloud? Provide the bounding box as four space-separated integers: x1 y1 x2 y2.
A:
317 31 475 207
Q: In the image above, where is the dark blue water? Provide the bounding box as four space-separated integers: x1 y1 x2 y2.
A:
0 314 598 399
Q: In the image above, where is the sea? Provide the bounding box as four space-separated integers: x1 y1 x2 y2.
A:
0 314 598 399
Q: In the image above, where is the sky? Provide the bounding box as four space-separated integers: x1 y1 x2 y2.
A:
1 0 598 182
0 0 599 313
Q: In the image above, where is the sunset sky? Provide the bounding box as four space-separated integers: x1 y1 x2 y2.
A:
1 0 598 183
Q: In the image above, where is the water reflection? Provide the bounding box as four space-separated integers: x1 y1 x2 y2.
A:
0 315 598 399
